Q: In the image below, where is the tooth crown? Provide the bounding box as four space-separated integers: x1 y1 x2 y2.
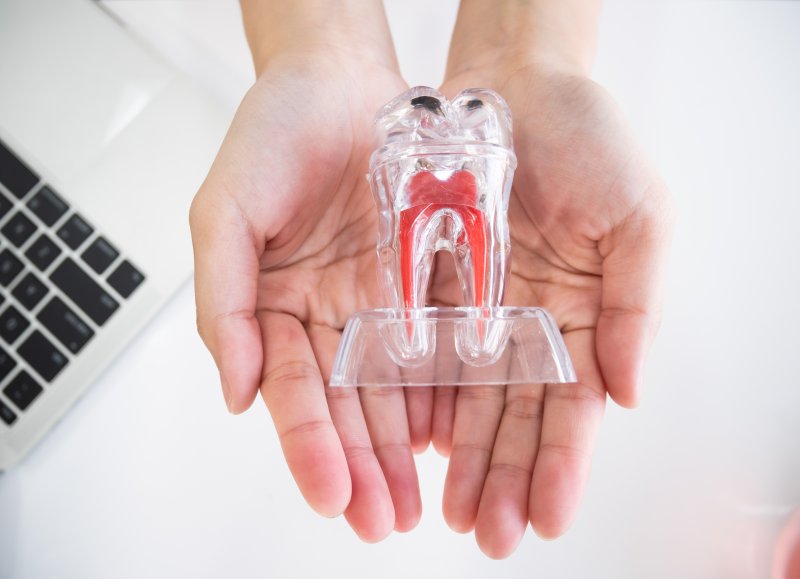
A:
369 86 517 312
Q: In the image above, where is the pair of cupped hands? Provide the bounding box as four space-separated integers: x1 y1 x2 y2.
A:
189 37 673 559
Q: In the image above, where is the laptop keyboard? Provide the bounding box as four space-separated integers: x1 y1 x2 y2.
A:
0 138 145 427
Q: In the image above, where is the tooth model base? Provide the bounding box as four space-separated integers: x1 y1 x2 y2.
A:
330 307 576 387
329 87 576 387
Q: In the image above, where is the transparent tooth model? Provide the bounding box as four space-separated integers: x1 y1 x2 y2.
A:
330 87 576 387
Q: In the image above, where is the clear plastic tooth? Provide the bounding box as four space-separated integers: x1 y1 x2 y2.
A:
370 87 516 365
330 86 577 387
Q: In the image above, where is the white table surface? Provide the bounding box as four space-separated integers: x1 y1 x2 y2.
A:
2 2 799 578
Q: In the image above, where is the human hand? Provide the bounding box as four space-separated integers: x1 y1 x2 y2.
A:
189 1 423 541
415 0 675 559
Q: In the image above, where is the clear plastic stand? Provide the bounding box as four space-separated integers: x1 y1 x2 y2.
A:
329 87 576 387
331 307 575 387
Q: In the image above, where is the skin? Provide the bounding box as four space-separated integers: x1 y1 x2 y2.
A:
406 4 675 556
429 68 673 558
773 509 800 579
189 0 675 559
191 1 420 542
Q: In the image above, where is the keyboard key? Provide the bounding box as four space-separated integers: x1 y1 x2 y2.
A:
19 331 68 382
1 211 37 247
81 237 119 274
38 297 94 354
108 260 145 298
0 139 39 198
12 272 48 310
27 185 68 226
57 213 93 250
25 234 62 271
0 305 29 344
0 190 13 220
0 399 16 426
0 345 17 382
3 371 43 410
50 259 118 325
0 249 23 286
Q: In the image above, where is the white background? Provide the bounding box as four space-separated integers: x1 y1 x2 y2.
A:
1 1 799 578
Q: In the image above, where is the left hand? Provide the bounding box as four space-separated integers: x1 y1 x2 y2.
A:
413 59 675 558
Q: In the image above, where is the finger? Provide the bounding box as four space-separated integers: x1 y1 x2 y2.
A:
309 325 395 542
404 384 433 453
529 329 606 539
474 382 545 559
398 327 437 455
257 311 351 519
430 343 462 457
597 187 674 407
190 191 262 413
359 383 422 532
431 385 457 456
404 387 433 453
442 379 505 533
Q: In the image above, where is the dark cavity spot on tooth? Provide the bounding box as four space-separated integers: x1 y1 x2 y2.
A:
410 95 443 113
466 99 483 110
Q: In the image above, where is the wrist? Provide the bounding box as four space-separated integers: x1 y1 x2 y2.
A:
445 0 601 84
240 0 398 77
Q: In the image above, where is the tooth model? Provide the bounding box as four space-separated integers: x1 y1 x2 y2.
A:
372 88 513 314
329 87 576 388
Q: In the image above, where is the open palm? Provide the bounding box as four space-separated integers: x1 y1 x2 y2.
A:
190 53 427 541
411 65 675 557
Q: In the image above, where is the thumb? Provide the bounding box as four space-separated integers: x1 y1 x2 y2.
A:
190 189 263 414
596 183 675 408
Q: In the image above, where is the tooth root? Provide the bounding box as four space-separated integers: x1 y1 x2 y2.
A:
399 170 498 311
395 169 508 365
398 210 488 309
399 204 436 309
450 205 491 346
452 205 488 308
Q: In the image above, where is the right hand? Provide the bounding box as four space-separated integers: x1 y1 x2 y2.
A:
189 49 421 541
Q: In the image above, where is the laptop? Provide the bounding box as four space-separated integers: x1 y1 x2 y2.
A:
0 0 231 469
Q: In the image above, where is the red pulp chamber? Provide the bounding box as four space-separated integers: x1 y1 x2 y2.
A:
399 170 487 309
